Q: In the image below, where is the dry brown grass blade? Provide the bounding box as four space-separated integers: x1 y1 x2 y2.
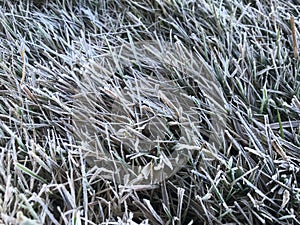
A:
290 16 298 60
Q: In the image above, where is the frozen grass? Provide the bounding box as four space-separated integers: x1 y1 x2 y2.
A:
0 0 300 224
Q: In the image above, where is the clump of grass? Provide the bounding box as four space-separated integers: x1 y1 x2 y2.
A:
0 0 299 224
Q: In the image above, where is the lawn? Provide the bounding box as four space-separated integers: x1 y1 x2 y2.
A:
0 0 299 224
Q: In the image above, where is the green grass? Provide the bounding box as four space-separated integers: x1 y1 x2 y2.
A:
0 0 299 224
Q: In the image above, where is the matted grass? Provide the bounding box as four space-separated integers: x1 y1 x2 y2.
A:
0 0 299 224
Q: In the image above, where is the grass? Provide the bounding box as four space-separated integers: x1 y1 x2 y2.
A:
0 0 299 224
